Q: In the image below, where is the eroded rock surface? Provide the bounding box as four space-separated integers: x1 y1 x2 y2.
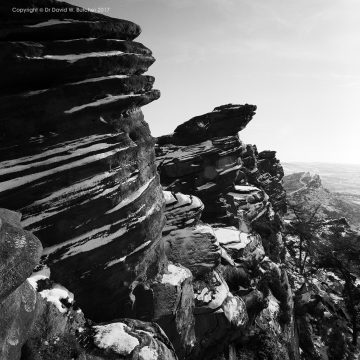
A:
0 0 164 321
0 2 310 359
24 272 178 360
163 191 204 234
158 104 256 146
156 105 286 225
0 209 42 302
154 105 297 359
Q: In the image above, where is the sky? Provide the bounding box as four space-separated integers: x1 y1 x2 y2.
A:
68 0 360 164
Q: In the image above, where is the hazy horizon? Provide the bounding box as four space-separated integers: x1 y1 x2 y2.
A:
283 161 360 166
68 0 360 164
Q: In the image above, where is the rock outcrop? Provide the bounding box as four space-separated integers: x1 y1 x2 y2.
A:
156 105 286 225
283 172 360 359
0 209 42 302
24 271 179 360
0 1 321 359
0 208 178 360
0 0 164 321
163 191 204 234
154 105 297 359
158 104 256 146
0 209 42 360
284 171 360 228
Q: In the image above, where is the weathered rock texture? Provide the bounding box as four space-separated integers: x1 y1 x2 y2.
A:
156 105 286 225
0 2 309 360
0 209 42 302
23 271 179 360
0 0 164 322
155 106 297 359
284 178 360 359
0 208 178 360
158 104 256 146
0 209 42 360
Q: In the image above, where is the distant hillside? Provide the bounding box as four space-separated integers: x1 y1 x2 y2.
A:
283 171 360 228
282 162 360 197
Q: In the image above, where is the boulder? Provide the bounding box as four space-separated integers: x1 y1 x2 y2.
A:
0 208 42 302
22 271 178 360
214 227 265 267
192 271 248 359
131 263 196 358
89 319 178 360
164 225 221 277
193 270 248 328
0 281 41 360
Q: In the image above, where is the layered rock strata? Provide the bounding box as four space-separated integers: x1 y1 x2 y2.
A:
155 106 297 359
0 2 302 359
0 0 163 321
156 104 286 225
0 208 178 360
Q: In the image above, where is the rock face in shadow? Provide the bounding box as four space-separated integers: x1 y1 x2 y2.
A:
0 209 42 302
0 0 164 322
23 272 179 360
0 209 43 360
0 209 178 360
158 104 256 146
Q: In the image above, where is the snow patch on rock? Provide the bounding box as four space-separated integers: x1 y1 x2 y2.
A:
93 323 139 356
104 240 151 268
26 19 74 28
44 50 124 62
27 266 51 290
138 345 158 360
40 284 74 313
222 294 247 327
161 264 191 286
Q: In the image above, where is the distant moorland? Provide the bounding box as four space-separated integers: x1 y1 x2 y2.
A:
283 162 360 202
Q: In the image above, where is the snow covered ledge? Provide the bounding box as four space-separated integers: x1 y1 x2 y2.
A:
93 323 140 356
27 266 75 314
161 263 192 287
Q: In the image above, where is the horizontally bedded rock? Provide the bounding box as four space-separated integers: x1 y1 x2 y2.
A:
0 0 164 321
157 134 244 223
155 105 295 359
240 145 287 214
163 191 204 234
158 104 256 146
156 105 286 224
